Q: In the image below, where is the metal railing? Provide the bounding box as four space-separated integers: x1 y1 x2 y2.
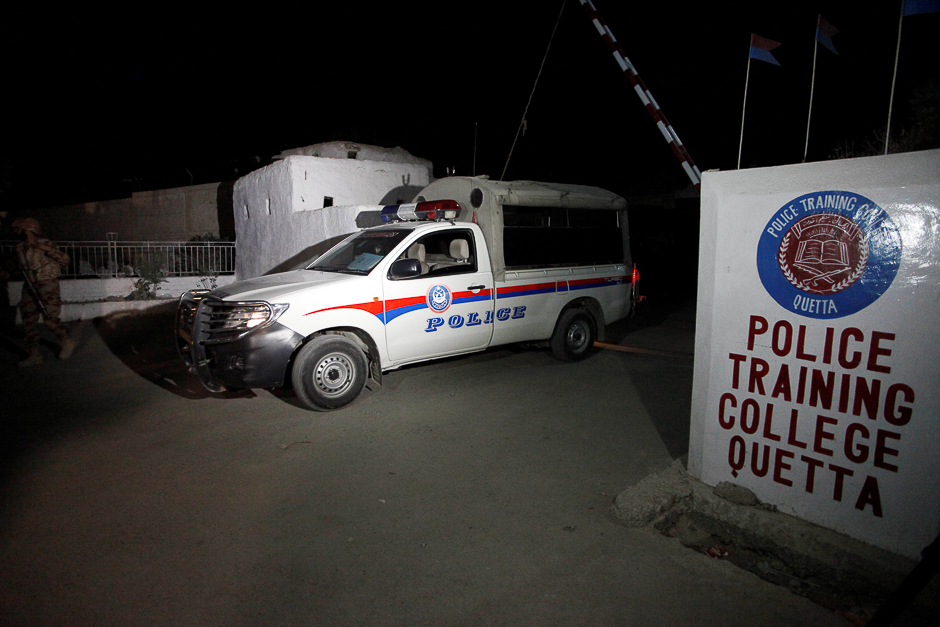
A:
0 240 236 279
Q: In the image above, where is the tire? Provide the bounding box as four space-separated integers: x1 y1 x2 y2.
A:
550 309 596 362
291 335 368 411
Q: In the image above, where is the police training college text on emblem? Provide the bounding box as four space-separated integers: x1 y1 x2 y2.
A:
757 191 902 319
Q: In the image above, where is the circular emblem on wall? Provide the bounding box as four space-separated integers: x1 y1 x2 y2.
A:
757 191 902 319
426 284 452 313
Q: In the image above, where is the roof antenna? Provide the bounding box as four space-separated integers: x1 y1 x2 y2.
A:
473 122 478 177
501 0 567 181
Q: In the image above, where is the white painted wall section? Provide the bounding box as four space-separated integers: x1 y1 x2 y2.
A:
690 149 940 559
233 155 431 280
7 275 237 322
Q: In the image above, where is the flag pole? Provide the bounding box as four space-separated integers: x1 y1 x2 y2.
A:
803 32 819 162
885 2 906 154
739 34 782 169
738 54 752 169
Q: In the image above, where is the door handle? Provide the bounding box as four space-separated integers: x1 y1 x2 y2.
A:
467 284 486 291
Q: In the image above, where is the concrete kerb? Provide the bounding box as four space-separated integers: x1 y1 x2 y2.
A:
6 275 236 323
611 460 921 613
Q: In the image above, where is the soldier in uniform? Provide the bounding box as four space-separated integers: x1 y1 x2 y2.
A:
11 217 75 366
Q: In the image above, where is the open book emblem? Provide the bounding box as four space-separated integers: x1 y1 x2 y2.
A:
777 213 868 295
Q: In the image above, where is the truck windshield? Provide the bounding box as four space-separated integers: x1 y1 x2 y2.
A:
306 229 413 275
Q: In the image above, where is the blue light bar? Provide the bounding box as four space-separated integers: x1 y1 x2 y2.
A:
381 200 462 223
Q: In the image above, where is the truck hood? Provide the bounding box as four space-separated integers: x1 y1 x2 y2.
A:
209 270 361 303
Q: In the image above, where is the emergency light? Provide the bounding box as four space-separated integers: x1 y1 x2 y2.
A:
381 199 462 223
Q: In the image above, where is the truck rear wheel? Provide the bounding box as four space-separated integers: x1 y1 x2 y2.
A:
292 335 367 411
550 309 596 362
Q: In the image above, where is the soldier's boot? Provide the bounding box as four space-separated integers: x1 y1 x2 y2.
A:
59 337 76 360
18 346 42 368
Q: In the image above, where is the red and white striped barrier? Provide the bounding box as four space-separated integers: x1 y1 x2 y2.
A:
578 0 702 190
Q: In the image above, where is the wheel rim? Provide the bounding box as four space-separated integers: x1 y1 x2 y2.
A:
566 320 589 353
314 351 356 398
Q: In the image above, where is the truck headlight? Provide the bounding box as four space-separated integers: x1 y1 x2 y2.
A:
198 300 290 344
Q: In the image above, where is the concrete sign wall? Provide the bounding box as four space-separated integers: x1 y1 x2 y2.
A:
689 149 940 559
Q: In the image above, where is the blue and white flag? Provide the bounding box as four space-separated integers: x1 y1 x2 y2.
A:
749 34 782 66
904 0 940 16
816 15 839 55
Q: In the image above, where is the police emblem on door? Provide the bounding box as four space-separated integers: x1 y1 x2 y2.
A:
427 284 451 314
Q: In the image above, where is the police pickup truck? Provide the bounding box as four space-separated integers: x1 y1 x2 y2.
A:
176 177 638 410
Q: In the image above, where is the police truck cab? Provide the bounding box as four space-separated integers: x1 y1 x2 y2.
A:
176 177 639 410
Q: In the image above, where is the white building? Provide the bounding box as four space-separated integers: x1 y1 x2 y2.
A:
233 142 433 279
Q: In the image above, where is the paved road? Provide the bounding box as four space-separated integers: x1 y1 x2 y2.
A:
0 297 847 626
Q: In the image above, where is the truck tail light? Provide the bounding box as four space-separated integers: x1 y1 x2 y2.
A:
631 264 646 306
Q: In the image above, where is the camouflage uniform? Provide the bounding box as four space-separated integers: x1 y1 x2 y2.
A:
12 217 74 364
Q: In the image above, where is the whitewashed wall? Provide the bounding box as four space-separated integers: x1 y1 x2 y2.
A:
232 155 430 279
6 275 237 322
689 149 940 559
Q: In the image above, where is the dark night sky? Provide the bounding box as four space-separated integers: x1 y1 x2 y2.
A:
2 1 937 210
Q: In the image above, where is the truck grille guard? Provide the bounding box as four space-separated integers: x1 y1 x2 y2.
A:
176 290 288 388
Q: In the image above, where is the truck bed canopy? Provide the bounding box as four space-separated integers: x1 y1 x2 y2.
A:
414 177 629 278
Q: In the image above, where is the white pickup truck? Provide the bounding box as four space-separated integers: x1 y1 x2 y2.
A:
176 177 639 410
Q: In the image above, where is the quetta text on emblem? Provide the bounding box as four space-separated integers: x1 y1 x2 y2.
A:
427 284 452 313
757 191 901 319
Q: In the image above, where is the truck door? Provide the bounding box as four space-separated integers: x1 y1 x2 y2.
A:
383 228 494 362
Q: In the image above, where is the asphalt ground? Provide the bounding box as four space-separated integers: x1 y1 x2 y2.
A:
0 295 851 626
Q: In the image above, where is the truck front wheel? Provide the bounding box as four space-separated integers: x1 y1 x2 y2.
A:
292 335 368 411
550 309 596 362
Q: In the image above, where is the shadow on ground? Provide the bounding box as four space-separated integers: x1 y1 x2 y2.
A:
93 301 255 401
605 287 696 461
92 287 699 438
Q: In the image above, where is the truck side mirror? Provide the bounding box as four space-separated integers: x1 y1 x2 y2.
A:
389 258 422 279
